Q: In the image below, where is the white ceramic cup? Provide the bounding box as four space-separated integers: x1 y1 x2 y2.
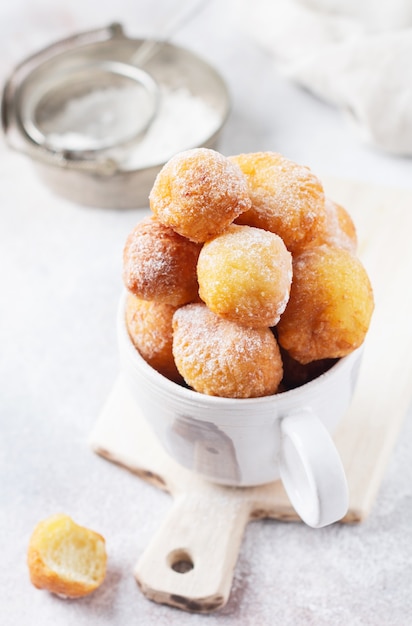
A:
118 293 362 528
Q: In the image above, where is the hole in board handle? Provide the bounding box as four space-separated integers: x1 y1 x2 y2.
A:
167 549 194 574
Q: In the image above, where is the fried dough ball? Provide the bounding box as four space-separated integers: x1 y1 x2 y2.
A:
197 224 292 328
126 293 183 383
123 215 201 306
277 245 374 364
173 304 283 398
319 199 358 253
149 148 251 243
280 346 338 390
230 151 327 254
27 514 107 598
330 200 357 249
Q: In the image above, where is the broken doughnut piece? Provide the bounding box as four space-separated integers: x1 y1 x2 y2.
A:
27 514 107 598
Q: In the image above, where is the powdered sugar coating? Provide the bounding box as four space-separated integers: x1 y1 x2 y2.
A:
277 244 374 364
149 148 251 243
197 224 293 327
173 304 283 398
320 198 358 253
231 151 326 254
123 215 201 306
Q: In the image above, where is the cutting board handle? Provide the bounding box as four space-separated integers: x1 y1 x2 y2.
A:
134 490 251 612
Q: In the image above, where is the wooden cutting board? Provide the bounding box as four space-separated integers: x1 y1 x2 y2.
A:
89 176 412 613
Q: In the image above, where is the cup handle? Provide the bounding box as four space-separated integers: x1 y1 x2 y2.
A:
279 411 349 528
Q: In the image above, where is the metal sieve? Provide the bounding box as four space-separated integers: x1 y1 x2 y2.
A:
19 59 159 158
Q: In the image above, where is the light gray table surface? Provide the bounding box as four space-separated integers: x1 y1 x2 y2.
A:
1 1 412 625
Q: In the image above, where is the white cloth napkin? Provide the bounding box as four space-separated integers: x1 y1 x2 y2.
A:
238 0 412 155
